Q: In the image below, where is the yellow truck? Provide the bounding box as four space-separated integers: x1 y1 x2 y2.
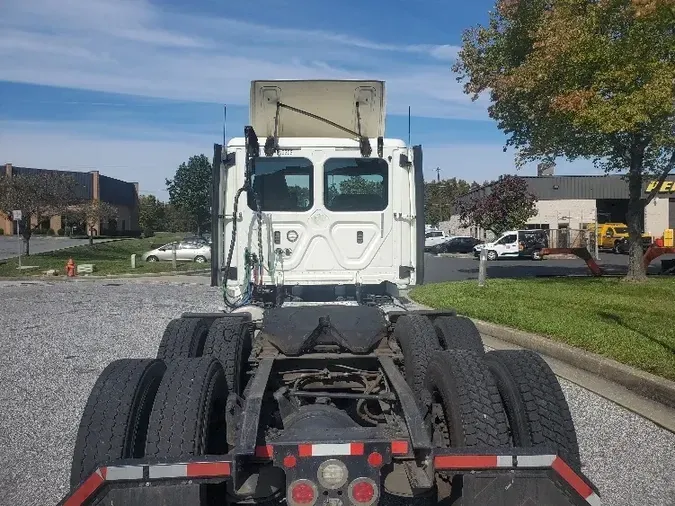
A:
587 222 653 253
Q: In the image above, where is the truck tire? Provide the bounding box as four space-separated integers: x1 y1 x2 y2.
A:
425 350 509 502
433 316 484 354
424 349 510 449
70 359 166 489
156 317 211 361
483 350 581 472
202 316 252 396
145 357 229 459
392 315 442 406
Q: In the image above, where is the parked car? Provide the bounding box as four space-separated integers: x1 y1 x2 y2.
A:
474 229 548 261
142 241 211 263
615 236 653 254
424 228 449 250
429 236 483 254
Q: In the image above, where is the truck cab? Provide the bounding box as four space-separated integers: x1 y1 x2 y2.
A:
214 80 425 307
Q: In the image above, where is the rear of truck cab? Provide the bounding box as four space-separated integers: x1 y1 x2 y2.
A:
218 80 422 299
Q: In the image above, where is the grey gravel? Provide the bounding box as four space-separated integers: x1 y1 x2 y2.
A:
1 278 674 506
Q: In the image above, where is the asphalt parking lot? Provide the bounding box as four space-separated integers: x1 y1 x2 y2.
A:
1 278 674 505
424 251 670 283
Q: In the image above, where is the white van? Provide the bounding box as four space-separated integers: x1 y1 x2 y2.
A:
473 229 548 261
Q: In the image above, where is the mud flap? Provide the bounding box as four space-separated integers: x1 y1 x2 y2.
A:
88 483 206 506
454 470 594 506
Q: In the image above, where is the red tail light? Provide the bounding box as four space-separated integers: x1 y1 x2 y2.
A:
288 479 318 506
348 477 378 505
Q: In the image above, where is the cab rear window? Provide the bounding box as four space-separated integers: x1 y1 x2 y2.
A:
324 158 388 212
248 157 313 212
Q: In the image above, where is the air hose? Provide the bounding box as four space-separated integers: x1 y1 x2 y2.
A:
222 147 265 309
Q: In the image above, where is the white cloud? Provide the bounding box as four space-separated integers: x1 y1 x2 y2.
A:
0 0 481 120
1 122 601 199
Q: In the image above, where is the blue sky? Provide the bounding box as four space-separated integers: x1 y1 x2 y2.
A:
0 0 598 198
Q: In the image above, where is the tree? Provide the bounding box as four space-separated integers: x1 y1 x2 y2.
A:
139 194 166 235
166 154 212 235
452 0 675 280
456 175 538 235
0 172 82 255
72 200 119 245
424 178 473 225
163 203 194 233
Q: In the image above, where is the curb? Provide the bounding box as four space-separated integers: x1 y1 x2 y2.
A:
473 319 675 410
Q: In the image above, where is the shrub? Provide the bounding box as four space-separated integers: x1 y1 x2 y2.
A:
48 228 55 236
57 228 65 236
0 228 4 235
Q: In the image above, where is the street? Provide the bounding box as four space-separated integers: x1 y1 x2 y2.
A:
423 251 669 283
0 278 673 506
0 236 113 260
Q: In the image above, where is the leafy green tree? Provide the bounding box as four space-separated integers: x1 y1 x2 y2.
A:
456 175 538 235
424 178 473 226
139 194 165 235
163 203 194 233
166 154 212 235
0 172 82 255
453 0 675 280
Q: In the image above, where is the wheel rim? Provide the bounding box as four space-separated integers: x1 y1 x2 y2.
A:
488 251 497 260
195 256 206 263
148 256 158 262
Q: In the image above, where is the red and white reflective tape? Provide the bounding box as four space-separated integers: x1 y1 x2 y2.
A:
434 453 556 469
298 442 365 457
552 456 600 506
433 454 600 506
291 441 409 458
148 461 231 479
61 461 231 506
293 440 409 457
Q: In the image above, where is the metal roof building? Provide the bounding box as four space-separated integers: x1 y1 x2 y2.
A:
447 173 675 241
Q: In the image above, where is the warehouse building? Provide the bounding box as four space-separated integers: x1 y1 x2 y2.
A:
1 163 141 236
442 172 675 241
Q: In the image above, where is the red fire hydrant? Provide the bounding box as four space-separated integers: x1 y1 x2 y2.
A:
66 258 76 277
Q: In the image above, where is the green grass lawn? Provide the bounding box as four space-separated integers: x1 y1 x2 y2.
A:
410 278 675 381
0 233 208 277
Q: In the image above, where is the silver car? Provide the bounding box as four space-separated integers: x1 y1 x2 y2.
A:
142 241 211 263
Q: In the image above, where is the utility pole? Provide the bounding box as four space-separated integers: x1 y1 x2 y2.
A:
435 167 441 182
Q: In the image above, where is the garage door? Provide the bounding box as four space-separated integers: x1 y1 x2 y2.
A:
670 199 675 229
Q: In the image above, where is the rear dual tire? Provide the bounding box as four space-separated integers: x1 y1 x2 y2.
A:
70 359 166 489
70 357 231 503
484 350 581 472
145 357 229 459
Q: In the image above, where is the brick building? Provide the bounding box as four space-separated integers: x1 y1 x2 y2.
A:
1 163 141 236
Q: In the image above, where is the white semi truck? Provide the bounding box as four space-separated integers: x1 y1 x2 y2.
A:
59 80 599 506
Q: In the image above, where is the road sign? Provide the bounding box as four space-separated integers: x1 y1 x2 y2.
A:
12 210 22 221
